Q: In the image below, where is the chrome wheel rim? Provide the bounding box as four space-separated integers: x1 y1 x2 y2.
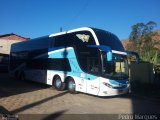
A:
68 81 75 91
55 78 61 88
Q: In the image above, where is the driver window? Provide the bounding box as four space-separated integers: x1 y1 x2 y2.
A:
87 57 99 73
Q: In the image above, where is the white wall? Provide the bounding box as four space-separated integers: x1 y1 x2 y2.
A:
0 39 22 54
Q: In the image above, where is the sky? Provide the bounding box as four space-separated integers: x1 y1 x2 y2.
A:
0 0 160 40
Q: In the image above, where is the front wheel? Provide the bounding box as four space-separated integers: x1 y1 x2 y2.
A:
67 78 76 94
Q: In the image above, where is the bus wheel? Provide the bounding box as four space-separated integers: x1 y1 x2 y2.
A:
68 78 76 94
53 75 65 91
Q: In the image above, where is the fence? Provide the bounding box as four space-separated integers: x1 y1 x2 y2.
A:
129 61 160 93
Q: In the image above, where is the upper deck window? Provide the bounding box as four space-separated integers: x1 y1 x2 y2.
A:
93 28 125 52
54 31 96 47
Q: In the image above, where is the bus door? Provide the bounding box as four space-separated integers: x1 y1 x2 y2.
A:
86 57 100 95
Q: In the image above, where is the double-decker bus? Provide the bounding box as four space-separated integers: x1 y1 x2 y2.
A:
9 27 137 96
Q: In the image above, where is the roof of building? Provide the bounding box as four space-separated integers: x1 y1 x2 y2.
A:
0 33 30 40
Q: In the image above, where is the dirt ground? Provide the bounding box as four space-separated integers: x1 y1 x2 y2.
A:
0 73 160 120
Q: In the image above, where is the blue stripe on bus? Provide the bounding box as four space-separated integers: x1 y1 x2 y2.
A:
48 48 97 80
109 79 128 85
48 47 65 52
48 47 76 58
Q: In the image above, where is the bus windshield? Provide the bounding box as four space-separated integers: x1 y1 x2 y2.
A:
93 28 125 52
102 54 129 80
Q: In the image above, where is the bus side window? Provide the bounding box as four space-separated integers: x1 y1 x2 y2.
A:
54 35 66 47
50 37 55 48
87 58 99 73
54 34 74 47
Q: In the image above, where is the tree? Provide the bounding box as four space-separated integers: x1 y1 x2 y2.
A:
128 21 160 64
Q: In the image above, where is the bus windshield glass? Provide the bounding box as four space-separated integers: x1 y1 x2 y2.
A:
102 54 129 80
93 28 125 52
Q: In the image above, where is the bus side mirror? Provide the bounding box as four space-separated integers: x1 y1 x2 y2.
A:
106 51 112 61
87 45 112 62
127 51 140 63
101 51 112 61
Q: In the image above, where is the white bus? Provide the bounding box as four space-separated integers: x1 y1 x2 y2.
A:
9 27 138 96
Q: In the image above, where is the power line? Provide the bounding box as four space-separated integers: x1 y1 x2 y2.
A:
62 0 92 31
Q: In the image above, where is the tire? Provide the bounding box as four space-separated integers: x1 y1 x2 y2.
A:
67 78 76 94
53 75 65 91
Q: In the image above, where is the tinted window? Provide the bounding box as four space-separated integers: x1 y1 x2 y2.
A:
10 52 28 70
93 29 125 51
27 58 71 71
54 31 96 47
11 36 52 52
75 46 101 75
54 34 67 47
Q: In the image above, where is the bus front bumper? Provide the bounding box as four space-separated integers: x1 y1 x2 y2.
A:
98 86 129 96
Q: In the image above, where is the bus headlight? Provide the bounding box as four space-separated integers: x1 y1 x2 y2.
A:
103 82 113 88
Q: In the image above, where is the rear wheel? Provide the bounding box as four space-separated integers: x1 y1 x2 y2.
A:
67 78 76 94
53 76 65 91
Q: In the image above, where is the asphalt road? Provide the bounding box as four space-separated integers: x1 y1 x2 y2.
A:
0 73 160 120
